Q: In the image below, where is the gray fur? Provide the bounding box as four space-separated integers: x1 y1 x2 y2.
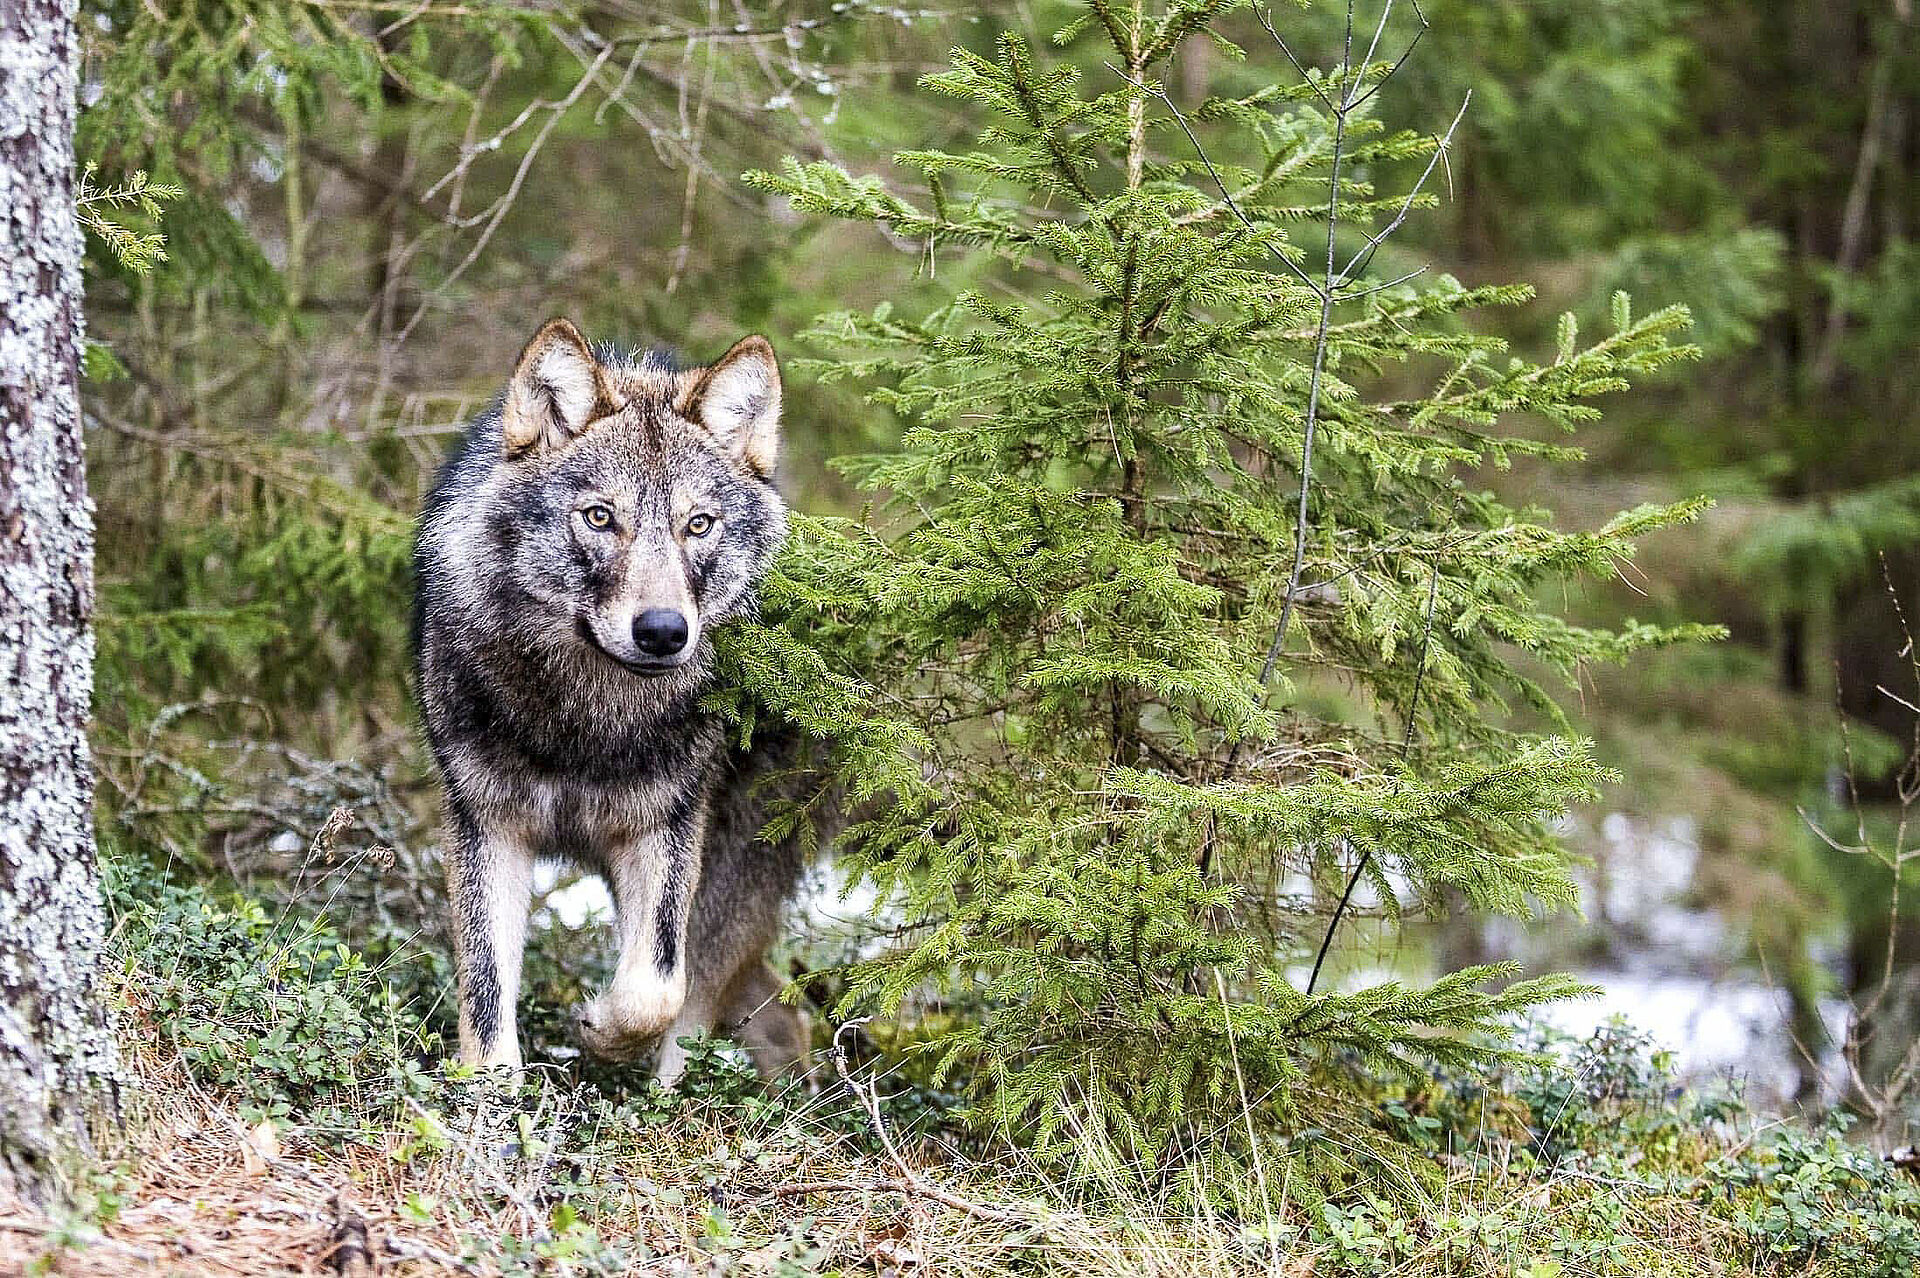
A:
414 319 807 1081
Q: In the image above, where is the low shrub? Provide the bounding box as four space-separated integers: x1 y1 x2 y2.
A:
109 859 441 1127
1710 1115 1920 1277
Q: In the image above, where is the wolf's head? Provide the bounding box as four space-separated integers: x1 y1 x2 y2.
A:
451 317 787 677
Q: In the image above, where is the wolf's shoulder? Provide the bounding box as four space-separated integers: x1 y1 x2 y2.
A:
421 402 507 529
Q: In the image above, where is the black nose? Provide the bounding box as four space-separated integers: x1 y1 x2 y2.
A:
632 608 689 658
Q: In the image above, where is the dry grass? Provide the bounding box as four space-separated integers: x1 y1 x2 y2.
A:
0 1031 1259 1276
0 1022 1758 1278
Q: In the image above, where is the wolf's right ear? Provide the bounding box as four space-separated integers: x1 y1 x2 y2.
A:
501 319 618 457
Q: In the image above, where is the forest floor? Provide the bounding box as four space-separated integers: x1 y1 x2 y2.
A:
4 870 1915 1277
0 1042 1340 1277
0 1022 1846 1278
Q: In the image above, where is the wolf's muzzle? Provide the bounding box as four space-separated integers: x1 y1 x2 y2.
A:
633 608 690 658
574 614 689 676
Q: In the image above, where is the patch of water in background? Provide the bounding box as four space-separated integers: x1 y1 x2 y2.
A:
531 858 886 952
533 863 613 927
1492 812 1848 1106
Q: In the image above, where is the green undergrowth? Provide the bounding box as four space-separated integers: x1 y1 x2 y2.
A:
82 858 1920 1276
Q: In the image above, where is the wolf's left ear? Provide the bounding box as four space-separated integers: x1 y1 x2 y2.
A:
680 335 781 477
502 318 619 457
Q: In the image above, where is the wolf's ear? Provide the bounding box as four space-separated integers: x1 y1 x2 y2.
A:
502 318 618 457
680 335 781 477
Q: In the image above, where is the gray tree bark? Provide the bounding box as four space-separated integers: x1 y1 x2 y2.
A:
0 0 119 1205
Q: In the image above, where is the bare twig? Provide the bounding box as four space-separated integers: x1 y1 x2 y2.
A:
1795 555 1920 1138
666 2 720 295
767 1022 1038 1230
1169 2 1444 877
1336 91 1469 287
397 37 616 342
1347 0 1429 110
1307 556 1442 994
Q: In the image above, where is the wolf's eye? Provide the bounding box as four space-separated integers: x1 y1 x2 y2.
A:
685 513 716 537
581 504 614 531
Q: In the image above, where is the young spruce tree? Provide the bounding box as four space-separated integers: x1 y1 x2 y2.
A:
732 0 1712 1168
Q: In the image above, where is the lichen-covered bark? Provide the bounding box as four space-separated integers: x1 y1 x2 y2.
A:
0 0 118 1205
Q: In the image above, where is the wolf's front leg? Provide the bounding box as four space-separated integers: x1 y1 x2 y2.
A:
575 796 706 1062
446 808 536 1071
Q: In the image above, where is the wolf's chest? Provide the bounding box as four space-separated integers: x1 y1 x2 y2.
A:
431 648 715 779
506 772 694 863
478 706 708 788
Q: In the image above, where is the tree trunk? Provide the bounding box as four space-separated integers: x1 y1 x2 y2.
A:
0 0 119 1205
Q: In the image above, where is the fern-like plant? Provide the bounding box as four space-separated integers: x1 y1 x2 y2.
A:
733 0 1714 1169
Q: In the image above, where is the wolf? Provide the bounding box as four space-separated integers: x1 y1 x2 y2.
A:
413 317 808 1083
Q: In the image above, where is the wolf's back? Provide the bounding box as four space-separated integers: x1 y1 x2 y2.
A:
410 406 503 688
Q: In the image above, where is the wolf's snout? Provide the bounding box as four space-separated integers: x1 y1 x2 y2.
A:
633 608 690 658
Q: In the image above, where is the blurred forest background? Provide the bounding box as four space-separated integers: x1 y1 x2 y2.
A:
78 0 1919 1115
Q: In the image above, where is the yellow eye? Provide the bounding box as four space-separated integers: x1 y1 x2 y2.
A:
686 513 716 537
582 505 614 530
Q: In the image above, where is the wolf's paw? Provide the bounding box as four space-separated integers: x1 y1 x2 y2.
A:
573 980 686 1061
571 1003 647 1062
